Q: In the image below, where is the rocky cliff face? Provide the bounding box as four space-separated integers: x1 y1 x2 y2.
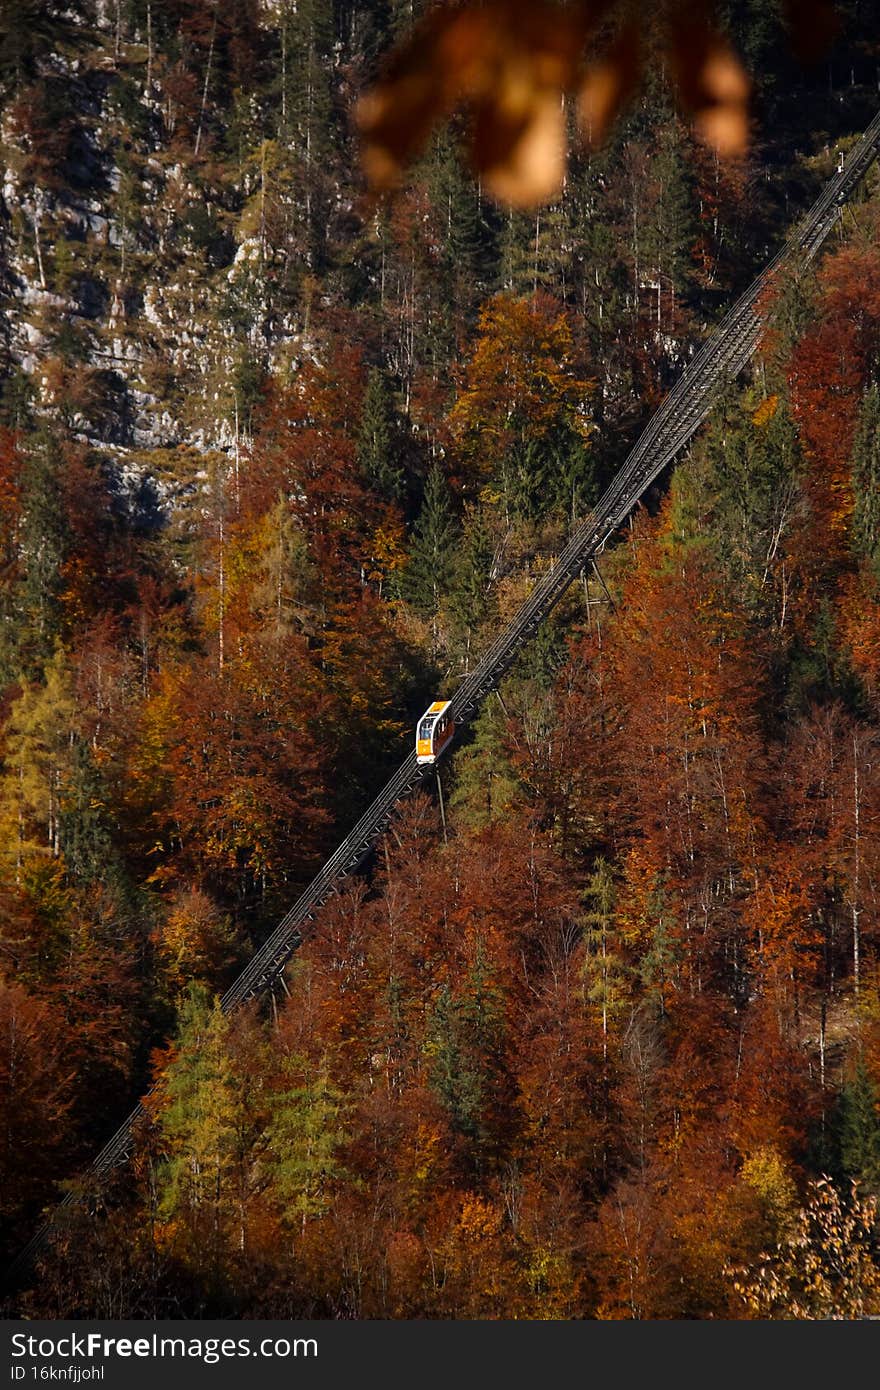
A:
1 2 876 512
0 0 341 520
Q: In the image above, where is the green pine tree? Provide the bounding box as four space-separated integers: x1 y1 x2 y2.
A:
765 268 817 374
851 384 880 575
276 0 335 265
0 365 34 431
449 503 495 656
429 129 499 328
400 462 458 627
637 873 681 1018
581 858 627 1059
837 1058 880 1194
694 384 803 612
541 422 598 526
357 367 405 501
267 1054 350 1237
566 137 632 355
643 123 698 320
231 345 267 439
156 987 239 1255
448 697 521 831
58 741 126 893
499 204 570 298
18 428 69 674
425 949 509 1161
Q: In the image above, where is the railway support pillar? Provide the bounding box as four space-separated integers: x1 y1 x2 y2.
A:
436 765 448 846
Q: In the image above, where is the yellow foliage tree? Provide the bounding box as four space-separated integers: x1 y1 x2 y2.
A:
0 647 77 869
729 1177 880 1318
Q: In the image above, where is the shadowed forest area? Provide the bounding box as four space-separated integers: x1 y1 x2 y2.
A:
1 0 880 1318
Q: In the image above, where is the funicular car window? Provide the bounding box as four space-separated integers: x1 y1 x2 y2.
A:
418 717 435 741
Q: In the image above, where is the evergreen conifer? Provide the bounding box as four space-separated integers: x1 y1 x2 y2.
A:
400 462 458 622
851 384 880 575
837 1057 880 1194
357 367 405 501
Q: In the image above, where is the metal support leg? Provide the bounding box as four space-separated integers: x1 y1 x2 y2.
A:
591 558 617 613
436 765 448 845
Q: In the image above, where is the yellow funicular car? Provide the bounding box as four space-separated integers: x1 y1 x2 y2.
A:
416 700 455 764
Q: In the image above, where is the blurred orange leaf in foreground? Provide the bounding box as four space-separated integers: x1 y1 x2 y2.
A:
357 0 838 208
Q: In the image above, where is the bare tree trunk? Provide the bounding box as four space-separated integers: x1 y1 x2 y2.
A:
851 730 862 998
194 6 219 158
280 6 288 131
218 507 225 674
146 0 153 97
32 192 47 290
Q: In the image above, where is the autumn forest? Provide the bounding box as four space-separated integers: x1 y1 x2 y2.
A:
2 0 880 1319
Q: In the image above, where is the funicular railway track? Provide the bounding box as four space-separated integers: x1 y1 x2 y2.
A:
8 106 880 1282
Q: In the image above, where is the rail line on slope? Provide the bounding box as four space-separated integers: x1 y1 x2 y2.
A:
7 105 880 1283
